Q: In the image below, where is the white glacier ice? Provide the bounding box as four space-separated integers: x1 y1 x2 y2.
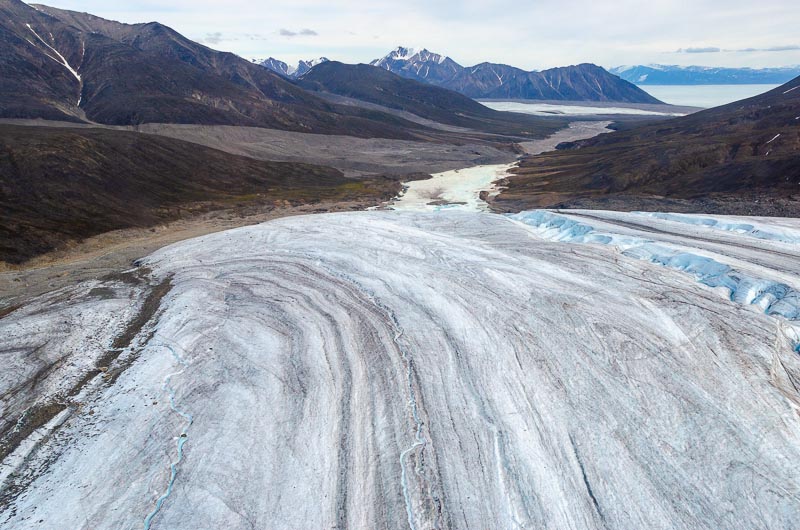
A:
3 210 800 529
510 209 800 350
635 211 800 244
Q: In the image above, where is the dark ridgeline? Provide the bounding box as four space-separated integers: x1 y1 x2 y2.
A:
493 77 800 216
369 47 662 104
297 61 565 137
0 0 435 139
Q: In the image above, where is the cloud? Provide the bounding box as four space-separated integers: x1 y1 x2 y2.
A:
677 44 800 54
201 31 224 44
738 45 800 52
677 47 721 53
38 0 800 70
199 31 270 44
279 28 318 37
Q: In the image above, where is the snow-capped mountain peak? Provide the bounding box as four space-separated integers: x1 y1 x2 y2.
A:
416 48 448 65
369 46 462 83
305 57 330 67
259 57 293 77
295 57 329 76
382 46 418 61
372 46 449 65
260 56 330 78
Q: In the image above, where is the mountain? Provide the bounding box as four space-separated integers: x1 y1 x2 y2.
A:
296 61 564 137
368 46 661 103
259 57 294 77
0 124 400 263
259 56 329 78
450 63 662 102
369 46 463 85
262 46 659 103
610 64 800 85
0 2 569 263
0 1 434 139
491 76 800 215
0 1 86 122
295 57 329 77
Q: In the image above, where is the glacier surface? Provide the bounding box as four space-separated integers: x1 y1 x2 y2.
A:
2 210 800 529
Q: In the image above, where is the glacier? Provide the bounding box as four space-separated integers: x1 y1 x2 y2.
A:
510 210 800 350
2 210 800 529
635 211 800 244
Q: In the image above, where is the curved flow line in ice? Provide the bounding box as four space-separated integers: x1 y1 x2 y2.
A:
634 212 800 245
143 341 194 530
394 323 426 530
309 255 430 530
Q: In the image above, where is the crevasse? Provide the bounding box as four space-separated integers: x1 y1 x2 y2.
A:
509 210 800 351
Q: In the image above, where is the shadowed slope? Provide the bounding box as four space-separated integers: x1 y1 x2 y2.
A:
493 76 800 215
0 1 434 139
0 124 398 263
297 61 566 138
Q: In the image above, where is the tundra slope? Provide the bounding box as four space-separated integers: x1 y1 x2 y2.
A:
493 75 800 216
0 1 491 140
0 124 400 264
2 210 800 529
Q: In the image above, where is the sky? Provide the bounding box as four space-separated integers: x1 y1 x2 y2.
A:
35 0 800 70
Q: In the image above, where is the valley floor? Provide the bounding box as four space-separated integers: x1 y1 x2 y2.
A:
0 119 606 306
386 121 612 212
0 119 521 179
2 210 800 529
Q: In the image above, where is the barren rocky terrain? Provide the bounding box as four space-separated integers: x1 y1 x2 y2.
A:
492 77 800 216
